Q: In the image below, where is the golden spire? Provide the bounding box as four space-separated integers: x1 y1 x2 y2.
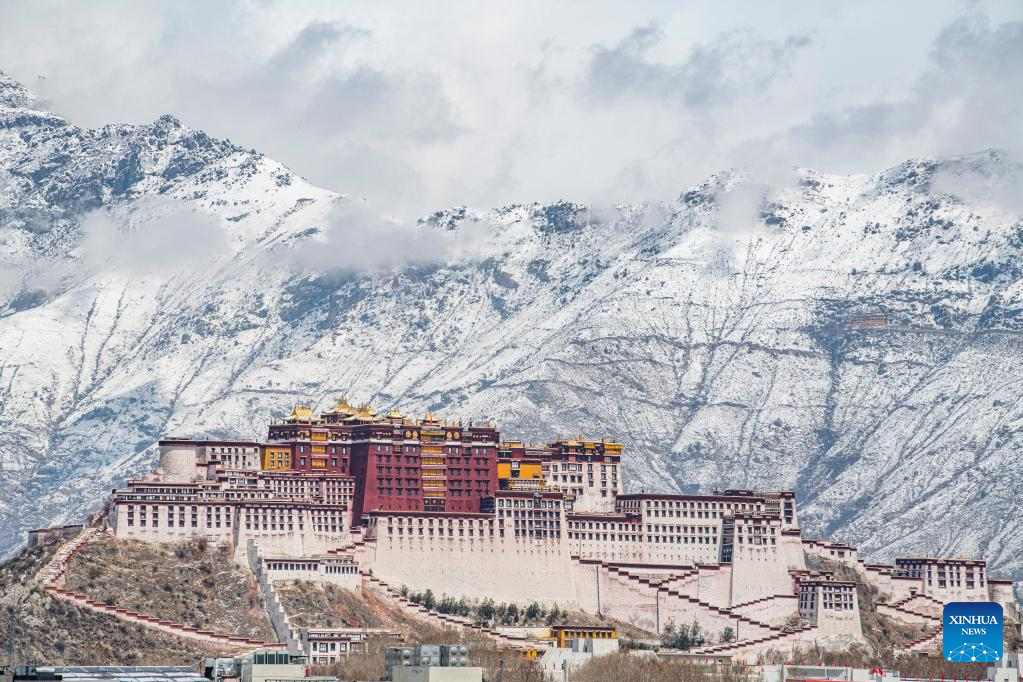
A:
325 395 355 415
285 404 316 423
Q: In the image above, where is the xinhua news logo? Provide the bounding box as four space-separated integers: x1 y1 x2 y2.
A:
942 602 1002 662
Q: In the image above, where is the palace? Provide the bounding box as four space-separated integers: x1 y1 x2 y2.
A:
106 399 1018 658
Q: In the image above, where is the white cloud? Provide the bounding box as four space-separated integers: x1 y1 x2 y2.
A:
930 154 1023 214
585 23 811 110
0 1 1021 218
77 202 229 276
280 198 499 275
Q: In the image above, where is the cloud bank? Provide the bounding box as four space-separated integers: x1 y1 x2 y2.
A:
0 1 1021 218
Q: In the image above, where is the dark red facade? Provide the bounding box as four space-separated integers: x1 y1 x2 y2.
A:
267 403 499 525
348 416 499 524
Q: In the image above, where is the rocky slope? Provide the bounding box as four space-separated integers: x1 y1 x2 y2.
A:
0 537 228 664
1 70 1021 596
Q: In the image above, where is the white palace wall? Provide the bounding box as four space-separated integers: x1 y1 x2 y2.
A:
109 502 349 561
729 529 793 605
699 565 733 606
732 595 799 625
781 531 807 571
569 535 721 565
363 532 578 606
990 581 1015 607
815 596 863 644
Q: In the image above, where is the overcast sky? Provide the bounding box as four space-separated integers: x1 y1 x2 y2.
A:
2 0 1022 218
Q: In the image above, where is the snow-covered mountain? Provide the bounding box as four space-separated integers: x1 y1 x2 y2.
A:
2 71 1022 595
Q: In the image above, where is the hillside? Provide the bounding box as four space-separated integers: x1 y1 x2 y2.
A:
276 580 655 641
0 538 231 665
64 535 274 641
1 69 1023 597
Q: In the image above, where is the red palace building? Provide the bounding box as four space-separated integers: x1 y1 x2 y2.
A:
264 399 499 523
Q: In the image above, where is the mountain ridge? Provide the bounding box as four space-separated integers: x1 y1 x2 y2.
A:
0 71 1021 600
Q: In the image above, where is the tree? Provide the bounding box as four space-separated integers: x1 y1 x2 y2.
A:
525 601 543 622
660 619 705 650
546 604 562 625
422 589 436 611
721 626 735 643
660 620 678 649
475 598 496 626
688 619 705 648
438 595 458 614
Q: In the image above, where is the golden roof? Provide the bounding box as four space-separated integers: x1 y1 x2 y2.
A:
324 396 355 415
424 411 438 422
355 403 377 419
387 408 403 419
285 404 317 423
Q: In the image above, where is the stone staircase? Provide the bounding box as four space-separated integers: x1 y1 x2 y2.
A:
889 593 944 610
729 593 799 611
579 558 782 639
877 602 942 626
324 529 375 565
246 542 302 653
692 624 819 659
876 594 943 626
361 573 529 649
903 626 942 653
38 526 102 586
41 526 281 652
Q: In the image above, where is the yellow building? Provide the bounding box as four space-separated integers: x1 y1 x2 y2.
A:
549 625 616 648
262 445 291 470
498 458 545 491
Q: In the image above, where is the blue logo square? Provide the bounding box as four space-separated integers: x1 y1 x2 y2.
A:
943 602 1003 662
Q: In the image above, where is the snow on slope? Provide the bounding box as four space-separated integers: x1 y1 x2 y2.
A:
1 71 1021 596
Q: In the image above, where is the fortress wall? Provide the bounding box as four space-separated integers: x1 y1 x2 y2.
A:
657 572 699 597
592 565 660 632
889 575 924 602
109 502 234 545
697 565 732 607
990 581 1015 606
591 564 748 637
714 627 819 660
802 539 859 567
261 565 360 590
924 580 989 603
27 525 84 547
781 532 807 570
235 528 348 564
730 541 792 606
367 534 577 605
860 565 895 598
570 560 600 614
569 537 719 565
607 565 692 578
898 594 942 616
247 542 301 653
655 593 752 641
816 599 864 644
158 444 200 483
257 556 362 593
